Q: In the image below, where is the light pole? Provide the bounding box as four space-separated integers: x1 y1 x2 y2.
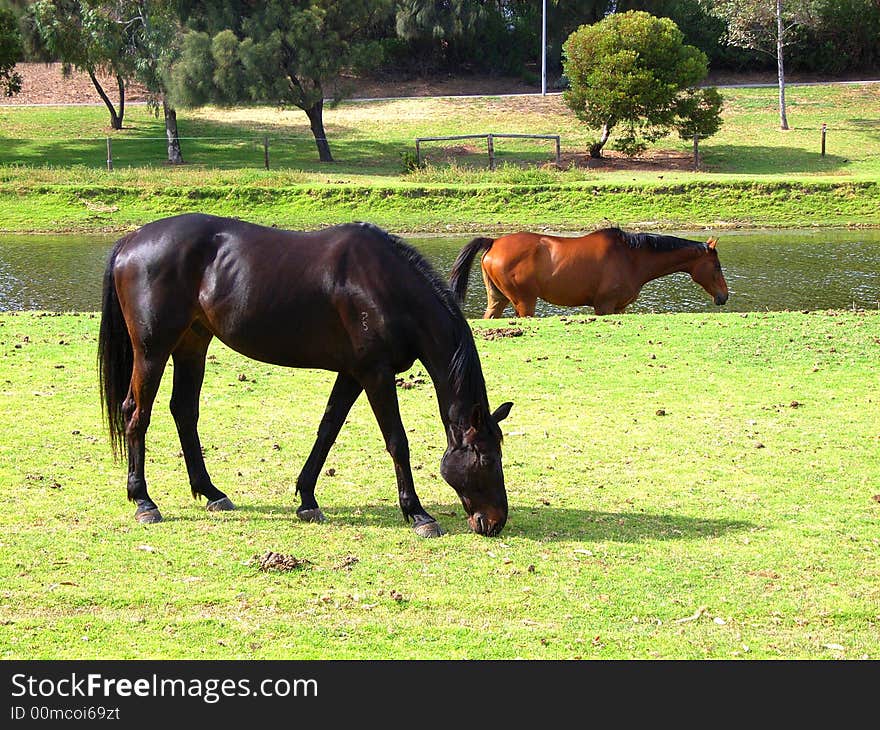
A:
541 0 547 95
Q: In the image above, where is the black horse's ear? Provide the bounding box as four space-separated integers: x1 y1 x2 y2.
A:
492 402 513 423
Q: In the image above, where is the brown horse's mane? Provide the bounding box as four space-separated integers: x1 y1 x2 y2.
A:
605 227 708 253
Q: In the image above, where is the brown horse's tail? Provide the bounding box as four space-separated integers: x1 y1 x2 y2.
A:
449 236 494 302
97 237 132 460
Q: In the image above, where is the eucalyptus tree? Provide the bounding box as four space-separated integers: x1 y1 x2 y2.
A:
26 0 132 128
713 0 821 130
114 0 186 163
168 0 394 163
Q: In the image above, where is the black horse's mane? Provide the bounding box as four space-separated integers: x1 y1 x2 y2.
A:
606 227 708 252
358 222 463 318
357 223 490 413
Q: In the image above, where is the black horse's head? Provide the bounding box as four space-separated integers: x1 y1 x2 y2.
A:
441 401 513 537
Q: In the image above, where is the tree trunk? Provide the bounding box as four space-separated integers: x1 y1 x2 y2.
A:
163 99 184 164
116 75 125 129
589 122 612 158
305 99 333 162
87 69 123 130
776 0 789 130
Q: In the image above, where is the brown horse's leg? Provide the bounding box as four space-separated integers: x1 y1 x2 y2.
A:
481 266 510 318
170 329 232 512
124 350 170 523
513 298 537 317
360 369 443 538
295 373 363 524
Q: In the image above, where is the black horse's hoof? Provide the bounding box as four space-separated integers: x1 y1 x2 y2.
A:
413 521 445 538
135 507 163 524
297 507 326 523
206 497 236 512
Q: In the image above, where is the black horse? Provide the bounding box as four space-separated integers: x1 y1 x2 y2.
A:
98 214 512 537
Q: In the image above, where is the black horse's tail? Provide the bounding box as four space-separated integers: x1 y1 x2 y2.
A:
97 237 133 460
449 236 494 302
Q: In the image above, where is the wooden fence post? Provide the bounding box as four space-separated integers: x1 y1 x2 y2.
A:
263 136 269 170
693 133 699 171
106 138 113 171
821 123 827 157
415 139 421 167
487 134 495 170
555 135 561 167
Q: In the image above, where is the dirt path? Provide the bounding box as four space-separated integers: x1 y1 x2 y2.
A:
3 62 539 106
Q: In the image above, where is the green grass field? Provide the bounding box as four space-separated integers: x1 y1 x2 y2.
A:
1 311 877 659
0 82 879 232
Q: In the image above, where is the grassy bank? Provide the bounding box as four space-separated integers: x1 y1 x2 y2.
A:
1 311 878 659
1 82 879 233
2 176 880 234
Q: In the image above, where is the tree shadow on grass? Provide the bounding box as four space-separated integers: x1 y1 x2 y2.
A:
705 144 848 174
230 501 752 543
0 113 416 176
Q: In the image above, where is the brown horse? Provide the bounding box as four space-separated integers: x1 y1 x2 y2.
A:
449 227 729 317
98 214 513 537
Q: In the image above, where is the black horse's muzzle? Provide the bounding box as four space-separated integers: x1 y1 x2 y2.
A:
715 292 729 305
467 510 507 537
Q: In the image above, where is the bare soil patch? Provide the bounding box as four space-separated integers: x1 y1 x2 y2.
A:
3 62 151 105
4 63 536 106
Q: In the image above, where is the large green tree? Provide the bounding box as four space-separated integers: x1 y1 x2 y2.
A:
0 5 22 96
169 0 393 162
562 10 720 158
26 0 131 128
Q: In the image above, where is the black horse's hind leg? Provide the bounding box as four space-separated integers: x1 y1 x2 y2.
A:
295 373 363 523
124 352 169 524
361 369 444 538
170 329 233 512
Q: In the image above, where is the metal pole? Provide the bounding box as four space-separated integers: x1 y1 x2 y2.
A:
263 136 269 170
415 140 421 167
541 0 547 96
821 123 826 156
488 134 495 171
106 138 112 171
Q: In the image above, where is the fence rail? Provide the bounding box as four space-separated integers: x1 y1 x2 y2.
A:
414 133 561 170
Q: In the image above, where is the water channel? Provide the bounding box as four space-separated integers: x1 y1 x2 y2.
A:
0 228 878 318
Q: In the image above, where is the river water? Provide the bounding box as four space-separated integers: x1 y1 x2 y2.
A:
0 228 878 317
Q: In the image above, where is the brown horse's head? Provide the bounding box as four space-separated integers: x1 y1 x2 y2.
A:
440 401 513 537
690 237 729 305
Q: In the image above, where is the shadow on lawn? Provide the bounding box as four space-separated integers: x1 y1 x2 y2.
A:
0 113 412 175
228 501 752 542
705 144 848 174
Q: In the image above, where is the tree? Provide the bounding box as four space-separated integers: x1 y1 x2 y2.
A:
168 1 393 163
26 0 131 129
562 10 719 158
712 0 820 130
0 6 23 96
114 0 186 163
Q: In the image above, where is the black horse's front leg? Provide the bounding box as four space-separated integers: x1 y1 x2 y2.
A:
361 369 444 538
295 373 363 523
170 332 233 513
